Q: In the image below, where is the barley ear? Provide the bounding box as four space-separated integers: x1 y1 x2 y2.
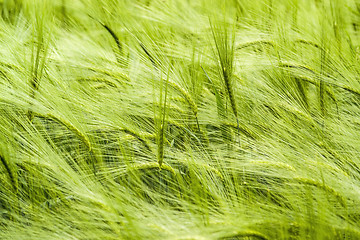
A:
157 67 170 167
294 177 345 207
157 124 164 167
102 24 122 56
88 15 123 63
236 39 275 51
294 77 309 110
319 80 326 117
34 112 97 168
319 46 327 118
140 42 158 70
27 20 49 122
167 80 199 130
210 20 238 123
45 113 99 173
201 65 225 118
220 230 269 240
0 151 17 192
77 77 119 88
47 113 92 151
122 128 153 153
294 39 321 49
128 162 175 175
280 63 360 97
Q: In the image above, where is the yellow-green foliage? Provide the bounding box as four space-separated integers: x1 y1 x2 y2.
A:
0 0 360 239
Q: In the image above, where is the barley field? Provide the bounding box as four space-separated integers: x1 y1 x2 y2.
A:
1 0 360 239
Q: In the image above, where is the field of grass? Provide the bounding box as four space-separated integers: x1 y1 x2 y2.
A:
1 0 360 239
